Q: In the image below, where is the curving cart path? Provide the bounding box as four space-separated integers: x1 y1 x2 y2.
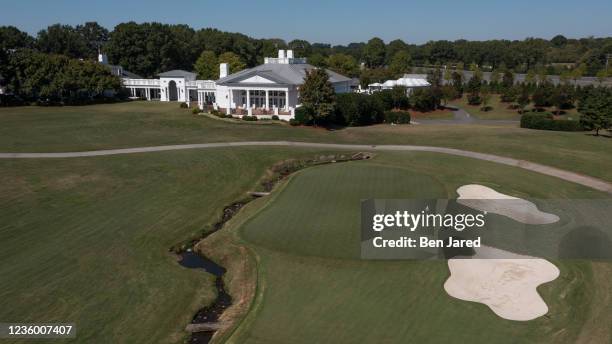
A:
1 141 611 194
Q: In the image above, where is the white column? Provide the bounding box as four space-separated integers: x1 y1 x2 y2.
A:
146 88 151 100
285 89 289 111
197 91 203 110
227 89 232 115
265 90 269 110
246 89 251 109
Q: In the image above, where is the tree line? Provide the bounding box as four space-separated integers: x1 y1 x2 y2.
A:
2 23 612 80
296 66 611 134
0 49 122 105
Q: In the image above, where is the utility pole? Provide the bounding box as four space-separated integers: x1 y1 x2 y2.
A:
607 54 612 71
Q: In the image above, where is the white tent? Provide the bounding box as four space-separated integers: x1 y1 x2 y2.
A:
396 77 431 88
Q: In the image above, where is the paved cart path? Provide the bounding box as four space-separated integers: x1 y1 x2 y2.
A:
0 141 610 194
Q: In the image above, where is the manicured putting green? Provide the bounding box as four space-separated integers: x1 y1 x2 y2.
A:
241 163 446 259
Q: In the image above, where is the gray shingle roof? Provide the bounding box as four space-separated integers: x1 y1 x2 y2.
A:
216 63 351 86
158 70 197 79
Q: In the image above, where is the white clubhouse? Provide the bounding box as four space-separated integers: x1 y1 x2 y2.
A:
113 50 351 119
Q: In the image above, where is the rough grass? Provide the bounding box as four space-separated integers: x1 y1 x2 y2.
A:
0 147 341 343
0 102 611 182
228 152 610 343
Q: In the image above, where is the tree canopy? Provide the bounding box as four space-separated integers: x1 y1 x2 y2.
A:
299 68 336 125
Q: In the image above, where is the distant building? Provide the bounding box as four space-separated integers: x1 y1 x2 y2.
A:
368 74 431 94
117 50 351 119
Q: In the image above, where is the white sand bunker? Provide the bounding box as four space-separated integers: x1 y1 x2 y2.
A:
444 246 560 321
456 184 559 225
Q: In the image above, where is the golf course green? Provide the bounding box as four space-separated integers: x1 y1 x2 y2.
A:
215 152 611 344
1 103 610 343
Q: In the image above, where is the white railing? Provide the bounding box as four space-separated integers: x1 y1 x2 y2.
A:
122 78 160 87
264 57 307 65
186 80 216 90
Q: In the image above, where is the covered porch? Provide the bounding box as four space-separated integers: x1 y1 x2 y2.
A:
225 86 296 117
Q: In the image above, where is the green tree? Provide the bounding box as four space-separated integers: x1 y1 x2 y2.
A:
441 84 456 106
596 69 609 85
37 24 88 58
288 39 312 57
517 87 531 113
466 74 482 94
0 26 34 50
502 70 514 89
389 51 411 76
480 85 492 111
385 39 409 64
443 68 453 84
525 70 537 84
218 52 246 74
75 22 109 59
537 69 548 86
308 53 327 67
299 68 336 125
390 86 409 109
571 64 586 86
451 71 463 97
490 70 501 86
579 88 612 136
363 37 386 68
326 54 359 77
194 50 218 80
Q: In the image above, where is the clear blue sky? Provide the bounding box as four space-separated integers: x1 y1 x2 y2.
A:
1 0 611 44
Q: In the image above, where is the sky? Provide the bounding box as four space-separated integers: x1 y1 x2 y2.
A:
1 0 611 45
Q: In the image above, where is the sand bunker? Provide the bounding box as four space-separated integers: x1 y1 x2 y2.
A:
456 184 559 225
444 246 560 321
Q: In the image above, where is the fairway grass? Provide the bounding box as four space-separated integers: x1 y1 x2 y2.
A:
0 102 611 183
227 152 610 343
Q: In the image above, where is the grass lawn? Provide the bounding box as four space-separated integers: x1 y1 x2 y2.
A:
409 108 455 120
448 94 523 120
0 147 349 343
225 152 610 343
448 94 582 121
0 102 611 183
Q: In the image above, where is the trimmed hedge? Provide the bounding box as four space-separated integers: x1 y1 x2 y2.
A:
384 110 411 124
520 113 583 132
241 115 258 121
